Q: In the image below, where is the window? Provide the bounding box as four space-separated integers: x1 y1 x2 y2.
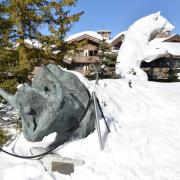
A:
173 59 180 68
78 50 84 56
89 50 97 56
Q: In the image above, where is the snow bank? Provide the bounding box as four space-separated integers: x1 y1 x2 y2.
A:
1 161 53 180
116 12 175 80
1 78 180 180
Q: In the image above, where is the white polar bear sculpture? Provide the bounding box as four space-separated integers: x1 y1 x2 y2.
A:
116 12 174 80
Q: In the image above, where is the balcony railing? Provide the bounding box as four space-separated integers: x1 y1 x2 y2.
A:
73 56 99 63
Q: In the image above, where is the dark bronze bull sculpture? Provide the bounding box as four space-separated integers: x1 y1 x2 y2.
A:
0 64 95 147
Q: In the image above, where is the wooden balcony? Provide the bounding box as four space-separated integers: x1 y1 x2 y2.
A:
72 56 99 63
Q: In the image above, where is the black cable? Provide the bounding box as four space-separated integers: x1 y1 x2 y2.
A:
0 94 108 159
0 96 93 159
0 143 60 159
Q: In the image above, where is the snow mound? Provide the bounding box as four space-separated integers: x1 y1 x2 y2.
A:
1 79 180 180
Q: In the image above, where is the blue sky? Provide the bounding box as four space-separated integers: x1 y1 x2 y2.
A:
67 0 180 38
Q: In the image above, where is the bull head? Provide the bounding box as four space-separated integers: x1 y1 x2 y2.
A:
0 64 95 146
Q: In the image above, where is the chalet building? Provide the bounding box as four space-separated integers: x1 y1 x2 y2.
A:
109 31 180 81
26 30 180 81
99 31 180 81
110 31 126 51
65 30 127 76
141 34 180 81
65 30 111 75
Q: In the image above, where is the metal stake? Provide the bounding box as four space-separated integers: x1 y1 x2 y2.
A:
95 95 110 133
92 91 103 151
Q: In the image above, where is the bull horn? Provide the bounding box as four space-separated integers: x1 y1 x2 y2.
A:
0 88 17 108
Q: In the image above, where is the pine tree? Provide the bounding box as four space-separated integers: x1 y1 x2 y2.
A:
40 0 84 66
0 0 49 90
5 0 50 81
0 2 18 93
0 0 83 94
168 69 180 82
98 38 117 75
86 38 118 83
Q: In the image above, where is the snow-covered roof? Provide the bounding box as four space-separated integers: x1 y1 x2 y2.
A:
14 39 42 49
149 34 175 45
97 29 111 33
148 34 180 56
109 31 126 44
65 31 103 42
24 39 42 48
153 42 180 56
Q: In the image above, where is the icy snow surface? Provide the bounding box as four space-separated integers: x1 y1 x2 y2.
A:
1 76 180 180
115 12 175 80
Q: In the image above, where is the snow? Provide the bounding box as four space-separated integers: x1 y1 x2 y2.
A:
115 12 175 80
109 31 126 44
149 34 180 56
1 77 180 180
14 39 42 49
149 34 175 45
65 31 103 42
150 42 180 56
2 161 53 180
24 39 42 48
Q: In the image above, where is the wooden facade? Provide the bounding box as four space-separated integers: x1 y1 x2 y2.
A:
72 39 100 74
140 34 180 81
66 31 180 80
141 56 180 80
66 34 103 74
164 34 180 43
111 34 125 51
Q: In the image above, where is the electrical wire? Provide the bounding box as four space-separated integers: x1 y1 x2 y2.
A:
0 96 93 159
